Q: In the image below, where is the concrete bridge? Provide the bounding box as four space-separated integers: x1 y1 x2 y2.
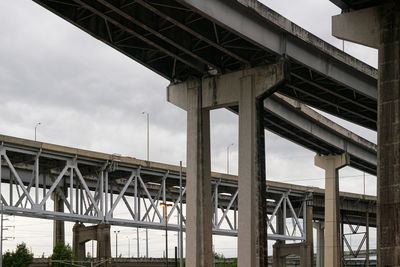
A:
6 0 398 265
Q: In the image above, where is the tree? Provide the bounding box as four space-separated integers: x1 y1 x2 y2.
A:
50 242 73 267
2 243 33 267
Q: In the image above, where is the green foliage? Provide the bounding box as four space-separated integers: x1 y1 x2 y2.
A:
50 242 73 267
2 243 33 267
213 252 225 260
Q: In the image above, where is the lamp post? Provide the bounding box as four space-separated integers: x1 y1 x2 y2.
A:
179 161 183 267
114 230 120 258
160 202 172 266
141 112 149 161
126 236 130 258
226 143 234 174
34 122 41 141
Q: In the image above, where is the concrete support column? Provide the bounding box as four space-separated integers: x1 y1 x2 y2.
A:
96 224 111 260
72 223 86 260
185 80 213 267
299 204 313 267
332 3 400 264
73 223 111 262
315 153 349 267
272 210 285 267
315 222 325 267
52 192 65 247
378 4 400 265
238 75 267 267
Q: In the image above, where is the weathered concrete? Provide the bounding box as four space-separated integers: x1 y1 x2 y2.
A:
237 75 267 267
72 223 111 261
314 222 325 267
315 153 349 267
52 192 65 247
167 61 287 110
184 79 213 267
272 202 313 267
377 4 400 265
332 6 380 48
332 2 400 265
168 63 285 267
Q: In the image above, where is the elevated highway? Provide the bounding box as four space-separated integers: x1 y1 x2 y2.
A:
33 0 378 130
22 0 381 265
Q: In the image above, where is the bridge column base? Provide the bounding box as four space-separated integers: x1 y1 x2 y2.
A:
52 192 65 247
185 79 213 267
72 223 111 262
314 222 325 267
273 203 313 267
315 153 349 267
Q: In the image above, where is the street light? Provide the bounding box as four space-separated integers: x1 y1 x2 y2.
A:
226 143 234 174
141 112 149 161
114 230 120 258
160 202 172 267
34 122 41 141
126 236 131 258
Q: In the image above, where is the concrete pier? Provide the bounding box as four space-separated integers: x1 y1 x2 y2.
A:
168 62 287 267
315 153 349 267
52 192 65 247
332 2 400 264
314 222 325 267
272 199 313 267
237 75 267 267
185 80 213 267
72 223 111 261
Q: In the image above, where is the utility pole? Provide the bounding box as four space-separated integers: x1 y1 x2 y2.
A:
179 161 183 267
145 229 149 258
126 237 130 258
160 202 172 267
141 112 149 161
226 143 234 174
136 228 140 258
114 230 120 258
34 122 41 141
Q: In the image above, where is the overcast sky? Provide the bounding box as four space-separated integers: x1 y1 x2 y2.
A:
0 0 378 259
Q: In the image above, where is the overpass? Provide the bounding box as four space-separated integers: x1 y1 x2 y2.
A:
21 0 383 266
329 0 399 265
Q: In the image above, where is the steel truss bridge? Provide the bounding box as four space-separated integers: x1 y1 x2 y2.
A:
0 135 376 243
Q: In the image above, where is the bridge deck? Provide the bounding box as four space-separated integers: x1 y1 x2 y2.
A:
33 0 378 129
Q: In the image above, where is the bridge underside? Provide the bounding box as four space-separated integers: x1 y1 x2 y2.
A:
23 0 382 266
33 0 378 130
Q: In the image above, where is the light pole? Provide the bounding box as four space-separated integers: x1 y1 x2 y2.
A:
136 227 140 258
126 236 130 258
34 122 41 141
160 202 172 267
114 230 120 258
141 112 149 161
145 228 148 258
226 143 234 174
179 161 183 267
